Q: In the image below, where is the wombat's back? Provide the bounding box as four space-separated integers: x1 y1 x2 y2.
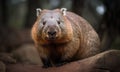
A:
66 11 101 59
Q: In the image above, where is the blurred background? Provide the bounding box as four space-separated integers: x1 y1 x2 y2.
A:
0 0 120 53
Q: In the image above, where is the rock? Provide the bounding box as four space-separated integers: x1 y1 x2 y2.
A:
6 50 120 72
12 44 42 65
0 53 16 72
0 53 16 64
0 61 5 72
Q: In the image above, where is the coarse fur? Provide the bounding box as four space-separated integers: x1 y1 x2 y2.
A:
31 8 100 67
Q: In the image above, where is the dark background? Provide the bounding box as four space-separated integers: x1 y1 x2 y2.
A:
0 0 120 53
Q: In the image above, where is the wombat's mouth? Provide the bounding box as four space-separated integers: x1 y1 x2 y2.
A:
48 37 56 40
45 30 58 40
45 35 58 41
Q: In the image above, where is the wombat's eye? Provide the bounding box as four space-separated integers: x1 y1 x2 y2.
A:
57 21 60 24
43 21 46 25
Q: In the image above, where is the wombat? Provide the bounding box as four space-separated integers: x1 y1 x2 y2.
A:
31 8 100 67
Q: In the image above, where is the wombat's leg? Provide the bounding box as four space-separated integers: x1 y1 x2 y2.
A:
41 58 52 68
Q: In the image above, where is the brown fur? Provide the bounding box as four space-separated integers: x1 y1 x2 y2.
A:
31 9 100 67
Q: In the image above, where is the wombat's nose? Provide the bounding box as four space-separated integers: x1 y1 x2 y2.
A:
48 31 56 36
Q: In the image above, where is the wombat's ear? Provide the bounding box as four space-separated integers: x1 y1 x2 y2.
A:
61 8 67 16
36 8 42 17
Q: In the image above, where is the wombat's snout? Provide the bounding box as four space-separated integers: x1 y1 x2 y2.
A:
48 31 56 36
46 30 57 40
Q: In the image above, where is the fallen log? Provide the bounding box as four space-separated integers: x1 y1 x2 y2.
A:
6 50 120 72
